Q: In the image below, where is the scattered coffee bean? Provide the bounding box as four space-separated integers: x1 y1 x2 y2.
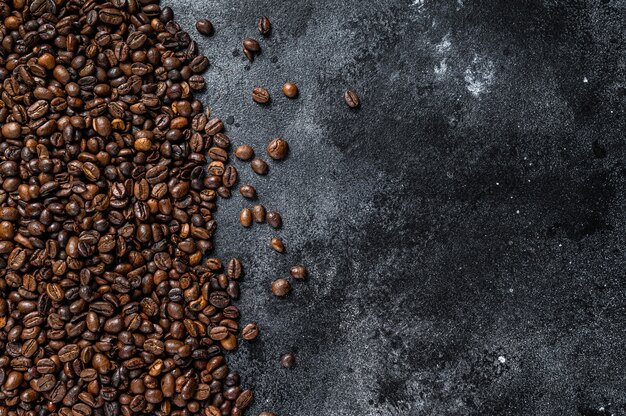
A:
271 237 285 253
280 353 296 368
290 265 308 280
240 184 257 199
271 278 291 297
242 323 260 340
258 16 272 36
240 208 253 228
235 145 255 161
251 158 269 175
243 38 261 52
196 19 214 36
282 82 299 98
253 87 271 104
344 89 361 108
253 205 267 223
266 138 289 160
267 211 283 229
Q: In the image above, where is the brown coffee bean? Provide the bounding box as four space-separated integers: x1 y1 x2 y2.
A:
250 158 269 175
259 413 277 416
271 278 291 297
240 208 252 228
290 265 308 280
235 389 254 409
227 258 243 279
234 145 254 161
344 89 361 108
209 326 229 341
253 205 266 223
196 19 214 36
252 87 270 104
267 211 282 229
239 185 256 199
266 138 288 160
282 82 298 98
270 237 285 253
258 16 271 36
243 38 260 52
241 323 259 341
280 353 296 368
2 122 21 139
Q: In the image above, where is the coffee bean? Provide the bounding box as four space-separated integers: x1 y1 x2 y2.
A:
234 145 254 161
240 208 252 228
259 412 277 416
239 185 256 199
344 89 361 108
266 138 288 160
267 211 282 229
270 237 285 253
253 205 266 223
252 87 270 104
196 19 214 36
235 389 254 409
271 278 291 297
280 353 296 368
282 82 298 98
243 38 261 52
258 16 271 36
251 158 269 175
290 265 308 280
227 258 243 279
241 323 259 341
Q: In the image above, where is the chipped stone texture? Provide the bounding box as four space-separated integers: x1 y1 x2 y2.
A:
167 0 626 415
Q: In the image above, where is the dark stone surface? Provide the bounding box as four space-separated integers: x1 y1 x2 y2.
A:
169 0 626 414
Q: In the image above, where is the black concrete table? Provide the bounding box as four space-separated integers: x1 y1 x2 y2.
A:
170 0 626 414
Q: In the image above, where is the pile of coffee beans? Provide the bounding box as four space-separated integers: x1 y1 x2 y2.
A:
0 0 355 414
0 0 257 414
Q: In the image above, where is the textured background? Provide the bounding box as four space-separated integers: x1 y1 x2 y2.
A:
168 0 626 415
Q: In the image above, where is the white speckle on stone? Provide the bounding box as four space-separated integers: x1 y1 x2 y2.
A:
436 34 452 53
411 0 425 7
464 55 495 97
498 356 506 364
583 76 588 83
434 59 448 78
516 210 520 214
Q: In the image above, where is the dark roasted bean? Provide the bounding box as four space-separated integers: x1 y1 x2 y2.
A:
344 89 361 108
258 16 271 36
282 82 298 98
266 138 289 160
252 87 270 104
196 19 214 36
280 353 296 368
271 278 291 297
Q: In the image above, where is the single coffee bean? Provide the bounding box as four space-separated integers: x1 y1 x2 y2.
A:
344 89 361 108
241 323 259 341
258 16 271 36
259 413 277 416
267 211 282 229
242 38 260 52
235 389 254 409
239 185 256 199
253 205 266 223
280 353 296 368
270 237 285 253
250 158 269 175
282 82 298 98
252 87 270 104
290 265 308 280
227 258 243 279
266 138 288 160
196 19 214 36
271 278 291 297
240 208 252 228
234 145 254 161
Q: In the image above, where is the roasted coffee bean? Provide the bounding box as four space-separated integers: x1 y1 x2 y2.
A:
271 278 291 297
258 16 271 36
252 87 270 104
266 138 289 160
239 185 256 199
251 158 269 175
282 82 298 98
270 237 285 253
344 89 361 108
280 353 296 368
253 205 266 223
241 323 259 341
259 412 277 416
290 265 308 280
267 211 282 229
239 208 252 228
234 145 254 161
243 38 261 53
196 19 214 36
